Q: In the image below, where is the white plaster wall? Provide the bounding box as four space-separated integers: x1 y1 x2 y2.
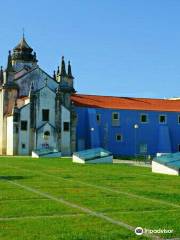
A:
152 161 179 176
18 104 30 155
61 105 71 155
0 90 3 154
6 116 14 155
36 87 56 128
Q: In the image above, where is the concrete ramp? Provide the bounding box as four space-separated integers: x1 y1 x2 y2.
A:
152 152 180 175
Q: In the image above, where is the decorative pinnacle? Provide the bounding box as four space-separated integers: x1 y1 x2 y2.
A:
7 50 14 72
68 60 73 78
53 70 56 79
60 56 66 76
0 66 3 84
57 66 60 74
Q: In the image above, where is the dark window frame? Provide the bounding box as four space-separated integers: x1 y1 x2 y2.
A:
63 122 70 132
22 143 26 149
178 115 180 124
42 109 49 122
116 134 123 142
21 121 27 131
96 113 101 123
112 112 119 121
159 115 166 124
140 114 148 123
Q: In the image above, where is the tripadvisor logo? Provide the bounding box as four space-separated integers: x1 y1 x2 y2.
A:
135 227 173 235
135 227 143 235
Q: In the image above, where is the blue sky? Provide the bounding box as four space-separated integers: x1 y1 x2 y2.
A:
0 0 180 98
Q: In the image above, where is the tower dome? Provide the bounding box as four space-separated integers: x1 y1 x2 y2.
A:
12 36 37 63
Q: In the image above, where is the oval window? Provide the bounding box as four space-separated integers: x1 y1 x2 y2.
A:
44 131 50 140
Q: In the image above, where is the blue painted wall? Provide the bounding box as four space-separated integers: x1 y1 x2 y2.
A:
75 106 180 156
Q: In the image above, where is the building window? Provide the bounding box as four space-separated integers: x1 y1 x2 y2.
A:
139 143 147 154
159 115 166 123
112 112 119 120
140 114 148 123
63 122 70 131
112 112 120 126
42 109 49 121
21 121 27 131
22 143 26 149
177 144 180 152
44 131 50 140
116 134 123 142
15 126 18 133
14 112 19 122
96 114 101 123
178 115 180 124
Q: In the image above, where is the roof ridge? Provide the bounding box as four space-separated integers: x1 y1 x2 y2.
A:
73 93 171 101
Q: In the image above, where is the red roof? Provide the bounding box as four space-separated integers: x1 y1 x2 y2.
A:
71 94 180 112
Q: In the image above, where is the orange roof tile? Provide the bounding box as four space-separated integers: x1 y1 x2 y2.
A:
71 94 180 112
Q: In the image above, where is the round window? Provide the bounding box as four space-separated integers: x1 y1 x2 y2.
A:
44 131 50 140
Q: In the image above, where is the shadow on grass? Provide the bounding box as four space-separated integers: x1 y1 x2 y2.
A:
0 176 29 181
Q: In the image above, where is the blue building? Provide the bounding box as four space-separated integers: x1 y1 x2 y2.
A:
1 36 180 157
72 94 180 157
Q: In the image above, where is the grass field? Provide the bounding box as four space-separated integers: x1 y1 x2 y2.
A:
0 157 180 240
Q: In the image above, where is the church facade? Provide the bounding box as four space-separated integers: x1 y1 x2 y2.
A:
0 37 77 156
1 37 180 157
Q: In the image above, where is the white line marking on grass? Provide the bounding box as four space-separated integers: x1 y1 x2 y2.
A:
6 180 161 240
5 164 180 210
0 213 84 221
5 164 180 211
165 238 180 240
102 209 179 214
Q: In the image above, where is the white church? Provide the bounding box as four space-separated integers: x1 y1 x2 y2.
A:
0 36 77 156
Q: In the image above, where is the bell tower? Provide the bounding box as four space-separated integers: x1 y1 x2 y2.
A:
55 56 77 155
11 35 37 71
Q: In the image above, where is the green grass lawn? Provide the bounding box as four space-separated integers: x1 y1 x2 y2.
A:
0 157 179 240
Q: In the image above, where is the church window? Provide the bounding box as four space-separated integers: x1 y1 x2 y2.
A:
21 121 27 131
42 109 49 121
159 115 166 123
63 122 70 131
22 143 26 149
44 131 50 140
116 134 123 142
140 114 148 123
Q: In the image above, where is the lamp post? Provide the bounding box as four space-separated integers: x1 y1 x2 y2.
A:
134 124 139 160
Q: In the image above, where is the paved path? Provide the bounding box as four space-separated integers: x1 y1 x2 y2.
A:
113 159 151 167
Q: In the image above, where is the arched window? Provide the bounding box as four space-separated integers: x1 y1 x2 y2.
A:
44 131 50 140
